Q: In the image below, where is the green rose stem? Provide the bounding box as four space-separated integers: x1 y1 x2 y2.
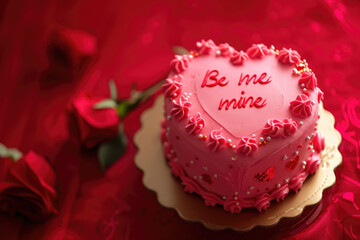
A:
96 46 189 170
115 46 189 118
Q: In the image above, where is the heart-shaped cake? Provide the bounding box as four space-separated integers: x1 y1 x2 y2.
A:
161 40 325 213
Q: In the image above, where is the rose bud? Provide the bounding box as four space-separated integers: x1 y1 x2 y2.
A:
0 151 57 221
70 94 119 149
46 27 97 77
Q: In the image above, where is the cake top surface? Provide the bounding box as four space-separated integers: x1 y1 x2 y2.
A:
163 40 322 157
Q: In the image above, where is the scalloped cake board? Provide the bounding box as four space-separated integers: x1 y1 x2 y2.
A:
134 96 342 231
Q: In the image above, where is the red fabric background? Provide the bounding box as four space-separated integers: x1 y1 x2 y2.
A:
0 0 360 239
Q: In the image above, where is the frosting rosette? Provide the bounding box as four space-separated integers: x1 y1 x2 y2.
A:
246 44 270 58
170 55 190 73
196 39 215 55
313 132 325 153
217 43 234 57
208 130 226 152
270 184 289 202
202 191 223 207
185 113 205 135
306 154 321 175
299 71 317 90
283 118 298 137
223 198 242 214
237 137 258 156
170 96 191 120
289 172 307 193
277 48 301 64
255 193 271 212
290 94 313 118
230 50 249 65
161 75 183 99
262 119 284 137
182 177 201 194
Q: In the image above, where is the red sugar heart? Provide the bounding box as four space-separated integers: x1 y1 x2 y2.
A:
286 155 300 170
254 166 276 182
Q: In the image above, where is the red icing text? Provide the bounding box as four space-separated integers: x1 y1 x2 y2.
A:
238 72 272 86
201 69 271 111
219 94 267 110
201 70 229 87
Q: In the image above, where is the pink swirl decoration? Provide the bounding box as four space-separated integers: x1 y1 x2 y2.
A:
277 48 301 65
270 184 289 202
217 43 234 57
224 198 242 213
185 112 205 135
317 87 324 103
246 44 271 58
168 160 184 178
208 129 226 152
170 55 190 73
283 118 298 137
313 132 325 153
230 50 249 65
255 193 271 212
161 74 183 98
182 177 201 194
290 94 313 118
299 71 317 90
170 96 191 120
262 119 284 137
306 154 321 175
201 191 223 207
237 137 258 156
289 172 307 193
196 39 215 55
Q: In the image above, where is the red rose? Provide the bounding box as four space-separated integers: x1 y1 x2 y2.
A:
47 27 97 74
0 151 57 221
71 94 120 148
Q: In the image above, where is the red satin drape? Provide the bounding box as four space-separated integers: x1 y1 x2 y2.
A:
0 0 360 239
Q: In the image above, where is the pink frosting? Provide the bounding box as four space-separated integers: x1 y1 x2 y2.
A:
277 48 301 65
289 172 307 193
317 87 324 103
185 112 205 135
270 184 289 202
255 193 271 212
161 75 183 98
170 55 190 73
283 118 298 137
306 154 321 175
202 191 223 207
208 129 226 152
182 177 201 194
237 137 258 156
299 71 317 90
163 40 322 213
196 39 215 55
169 160 184 178
262 119 284 137
246 44 271 58
313 132 325 153
224 198 242 213
217 43 234 57
230 50 249 65
170 96 191 120
290 94 313 118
